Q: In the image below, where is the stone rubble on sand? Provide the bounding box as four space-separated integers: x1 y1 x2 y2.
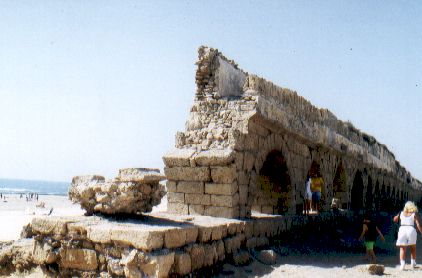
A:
68 168 166 215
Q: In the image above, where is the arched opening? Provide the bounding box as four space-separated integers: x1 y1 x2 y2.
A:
307 160 324 211
351 171 364 211
365 176 373 211
333 161 347 193
258 150 291 214
332 161 347 209
380 184 388 211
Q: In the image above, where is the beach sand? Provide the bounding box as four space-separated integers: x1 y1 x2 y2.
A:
2 196 422 277
0 194 85 242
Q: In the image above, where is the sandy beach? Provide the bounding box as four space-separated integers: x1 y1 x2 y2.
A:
2 196 422 277
0 194 85 242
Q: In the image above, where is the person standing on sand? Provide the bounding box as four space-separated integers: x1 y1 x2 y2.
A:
393 201 422 270
358 212 385 263
304 177 312 215
310 176 323 212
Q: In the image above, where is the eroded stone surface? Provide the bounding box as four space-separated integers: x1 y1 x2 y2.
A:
69 168 165 215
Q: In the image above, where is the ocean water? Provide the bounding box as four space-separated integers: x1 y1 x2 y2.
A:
0 178 69 196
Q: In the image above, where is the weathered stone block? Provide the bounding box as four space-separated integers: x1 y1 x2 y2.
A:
60 248 98 271
31 217 69 236
205 183 238 195
189 204 205 215
211 193 239 207
238 171 250 185
167 192 185 203
165 167 211 182
164 228 186 249
204 206 240 218
166 181 177 192
168 202 189 214
224 234 244 254
235 152 244 170
367 264 385 275
177 181 204 194
174 252 192 276
117 168 165 183
211 225 224 241
238 185 248 205
216 240 225 261
110 228 164 251
163 148 196 167
139 250 175 278
32 240 57 265
203 244 217 266
233 249 251 265
70 170 166 215
198 226 213 242
194 149 235 166
185 227 199 243
185 193 211 205
246 237 257 249
211 165 236 183
255 249 277 265
186 244 205 271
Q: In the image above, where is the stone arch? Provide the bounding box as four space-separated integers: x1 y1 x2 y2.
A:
333 160 347 208
255 149 293 215
351 170 364 212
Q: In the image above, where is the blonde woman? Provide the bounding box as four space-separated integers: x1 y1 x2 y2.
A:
393 201 422 270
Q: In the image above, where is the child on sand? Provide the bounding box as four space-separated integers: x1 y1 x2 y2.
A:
358 212 385 263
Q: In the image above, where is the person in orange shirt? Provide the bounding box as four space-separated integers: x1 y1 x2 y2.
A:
310 176 324 212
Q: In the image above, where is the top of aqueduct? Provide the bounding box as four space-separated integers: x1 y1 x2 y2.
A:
163 46 421 218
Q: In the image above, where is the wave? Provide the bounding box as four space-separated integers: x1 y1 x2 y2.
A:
0 178 69 196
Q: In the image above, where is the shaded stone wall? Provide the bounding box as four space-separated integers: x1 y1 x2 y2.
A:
163 46 422 218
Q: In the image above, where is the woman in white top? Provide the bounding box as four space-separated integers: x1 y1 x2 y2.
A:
304 177 312 215
393 201 422 270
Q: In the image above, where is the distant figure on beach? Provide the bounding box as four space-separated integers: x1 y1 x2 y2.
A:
393 201 422 270
358 212 385 263
310 176 324 212
304 177 312 215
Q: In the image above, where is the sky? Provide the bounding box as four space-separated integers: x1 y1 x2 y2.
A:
0 1 421 182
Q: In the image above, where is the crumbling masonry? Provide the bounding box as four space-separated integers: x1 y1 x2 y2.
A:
11 46 422 278
164 46 422 218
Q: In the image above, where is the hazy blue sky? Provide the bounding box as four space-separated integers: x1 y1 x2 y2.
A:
0 1 421 182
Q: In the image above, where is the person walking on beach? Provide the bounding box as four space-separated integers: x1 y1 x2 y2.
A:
358 212 385 263
393 201 422 270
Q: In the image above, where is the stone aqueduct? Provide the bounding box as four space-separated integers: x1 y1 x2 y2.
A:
164 46 422 218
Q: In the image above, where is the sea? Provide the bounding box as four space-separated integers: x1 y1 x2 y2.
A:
0 178 69 196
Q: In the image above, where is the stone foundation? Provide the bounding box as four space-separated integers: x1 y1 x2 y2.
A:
26 211 351 277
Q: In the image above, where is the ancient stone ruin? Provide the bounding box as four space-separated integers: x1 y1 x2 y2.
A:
164 46 422 218
69 168 166 215
5 46 422 277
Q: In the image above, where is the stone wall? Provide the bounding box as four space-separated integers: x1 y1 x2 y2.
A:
25 211 351 277
163 46 422 218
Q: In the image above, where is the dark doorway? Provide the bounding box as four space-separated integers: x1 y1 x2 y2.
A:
258 150 291 214
351 171 364 211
